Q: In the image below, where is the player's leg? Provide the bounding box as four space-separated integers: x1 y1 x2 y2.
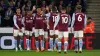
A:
35 29 39 52
57 32 62 53
78 30 83 53
64 32 69 54
29 31 33 50
18 31 23 51
48 30 54 51
13 29 18 51
74 31 79 53
54 30 59 51
25 30 30 51
39 29 44 51
44 31 48 50
32 27 35 36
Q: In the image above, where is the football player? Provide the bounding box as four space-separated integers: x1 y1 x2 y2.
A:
71 5 87 53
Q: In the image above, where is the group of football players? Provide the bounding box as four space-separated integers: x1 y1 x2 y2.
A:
13 5 87 54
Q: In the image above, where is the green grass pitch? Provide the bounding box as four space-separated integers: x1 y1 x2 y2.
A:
0 50 100 56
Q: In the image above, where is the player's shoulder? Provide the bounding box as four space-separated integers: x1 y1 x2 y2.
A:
13 14 17 18
50 12 53 15
75 12 85 15
14 14 16 17
60 13 69 16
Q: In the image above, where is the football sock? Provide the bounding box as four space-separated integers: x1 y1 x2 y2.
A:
64 41 68 51
49 38 53 49
79 39 83 50
74 40 78 50
58 42 61 51
14 39 17 48
41 40 44 48
20 39 23 46
26 39 30 48
35 41 39 49
54 38 58 47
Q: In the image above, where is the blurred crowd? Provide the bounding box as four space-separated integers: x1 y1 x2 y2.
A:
0 0 87 27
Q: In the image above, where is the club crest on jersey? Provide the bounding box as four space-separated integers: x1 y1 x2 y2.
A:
31 17 32 19
26 18 28 19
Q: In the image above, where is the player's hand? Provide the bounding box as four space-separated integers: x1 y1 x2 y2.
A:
70 28 72 33
47 25 49 29
53 28 55 31
19 29 22 32
32 5 36 11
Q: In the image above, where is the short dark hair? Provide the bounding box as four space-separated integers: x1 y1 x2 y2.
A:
88 17 92 20
16 7 20 10
52 7 57 12
62 7 66 10
76 5 82 10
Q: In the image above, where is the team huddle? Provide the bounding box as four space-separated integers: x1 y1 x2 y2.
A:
13 5 87 54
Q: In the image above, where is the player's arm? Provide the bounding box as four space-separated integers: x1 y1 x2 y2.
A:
33 13 36 17
53 14 60 29
45 13 50 19
71 13 75 27
71 13 75 31
34 15 36 28
13 15 22 32
45 13 50 29
68 15 72 33
22 17 25 27
13 15 20 29
68 15 71 27
84 15 87 28
32 16 35 27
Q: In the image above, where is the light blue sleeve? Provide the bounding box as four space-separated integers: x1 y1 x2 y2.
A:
13 15 19 29
33 13 36 17
68 16 71 27
22 17 25 26
54 14 60 29
84 15 87 27
45 13 50 20
71 13 75 28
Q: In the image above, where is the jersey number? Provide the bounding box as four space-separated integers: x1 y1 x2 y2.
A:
53 16 58 22
62 17 68 24
78 15 82 22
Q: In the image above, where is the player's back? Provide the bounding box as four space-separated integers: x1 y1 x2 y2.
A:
74 12 85 30
49 13 58 30
59 13 70 31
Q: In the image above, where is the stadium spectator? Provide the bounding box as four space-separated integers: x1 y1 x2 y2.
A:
15 1 21 9
66 4 72 16
4 7 14 27
58 0 63 12
23 0 28 5
9 0 15 5
80 0 87 13
45 0 51 6
63 0 71 6
41 1 46 8
8 0 15 10
49 2 55 10
84 17 95 33
0 6 5 26
0 0 7 11
26 0 32 11
0 0 87 27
